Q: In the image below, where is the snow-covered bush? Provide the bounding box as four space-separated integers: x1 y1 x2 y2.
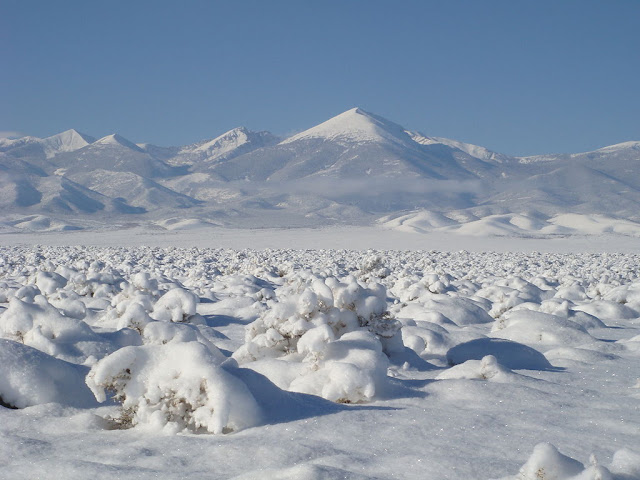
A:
86 342 262 434
247 330 390 403
514 443 614 480
357 253 390 281
150 288 202 323
0 295 111 363
237 273 400 359
233 273 400 403
32 270 67 295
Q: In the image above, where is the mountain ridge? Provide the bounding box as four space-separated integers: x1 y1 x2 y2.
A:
1 108 639 235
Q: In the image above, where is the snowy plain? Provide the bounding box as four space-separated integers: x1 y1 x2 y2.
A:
1 226 639 479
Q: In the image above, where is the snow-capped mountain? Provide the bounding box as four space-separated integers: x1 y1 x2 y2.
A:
40 129 97 158
1 108 639 235
179 127 280 167
207 108 501 183
281 107 414 146
47 133 182 179
0 129 95 160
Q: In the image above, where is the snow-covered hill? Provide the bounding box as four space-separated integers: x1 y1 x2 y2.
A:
1 108 639 236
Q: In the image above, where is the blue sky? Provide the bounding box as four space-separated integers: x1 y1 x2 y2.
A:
2 0 639 155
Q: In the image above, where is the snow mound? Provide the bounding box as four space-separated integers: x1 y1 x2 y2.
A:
572 300 639 322
512 443 620 480
86 342 262 434
446 338 554 370
0 339 96 408
392 292 494 327
491 310 595 349
154 218 216 230
436 355 514 381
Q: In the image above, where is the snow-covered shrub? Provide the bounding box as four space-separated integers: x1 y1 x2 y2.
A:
211 274 270 298
515 443 614 480
86 342 262 434
130 271 160 295
115 302 154 333
32 270 67 295
233 274 400 403
389 272 454 302
66 270 123 299
248 329 391 403
151 288 202 323
357 253 391 281
237 273 400 360
0 295 111 363
474 276 548 318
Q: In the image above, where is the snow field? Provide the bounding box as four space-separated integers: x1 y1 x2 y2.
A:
0 246 639 479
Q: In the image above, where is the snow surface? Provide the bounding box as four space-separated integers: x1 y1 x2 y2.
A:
1 242 639 479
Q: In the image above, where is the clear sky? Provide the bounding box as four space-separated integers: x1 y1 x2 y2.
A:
2 0 639 156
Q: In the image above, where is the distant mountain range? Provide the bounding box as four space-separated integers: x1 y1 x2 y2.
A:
2 107 640 236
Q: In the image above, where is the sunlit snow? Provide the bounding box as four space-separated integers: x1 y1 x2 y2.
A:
1 243 639 479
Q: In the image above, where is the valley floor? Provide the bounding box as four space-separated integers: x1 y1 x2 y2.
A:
1 224 640 253
0 230 639 479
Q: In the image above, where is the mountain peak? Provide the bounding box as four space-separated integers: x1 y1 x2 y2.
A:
192 127 251 154
41 129 96 158
56 129 95 142
179 127 279 164
95 133 144 152
281 107 412 146
344 106 365 115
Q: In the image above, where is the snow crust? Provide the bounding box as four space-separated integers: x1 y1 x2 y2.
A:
1 245 639 479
